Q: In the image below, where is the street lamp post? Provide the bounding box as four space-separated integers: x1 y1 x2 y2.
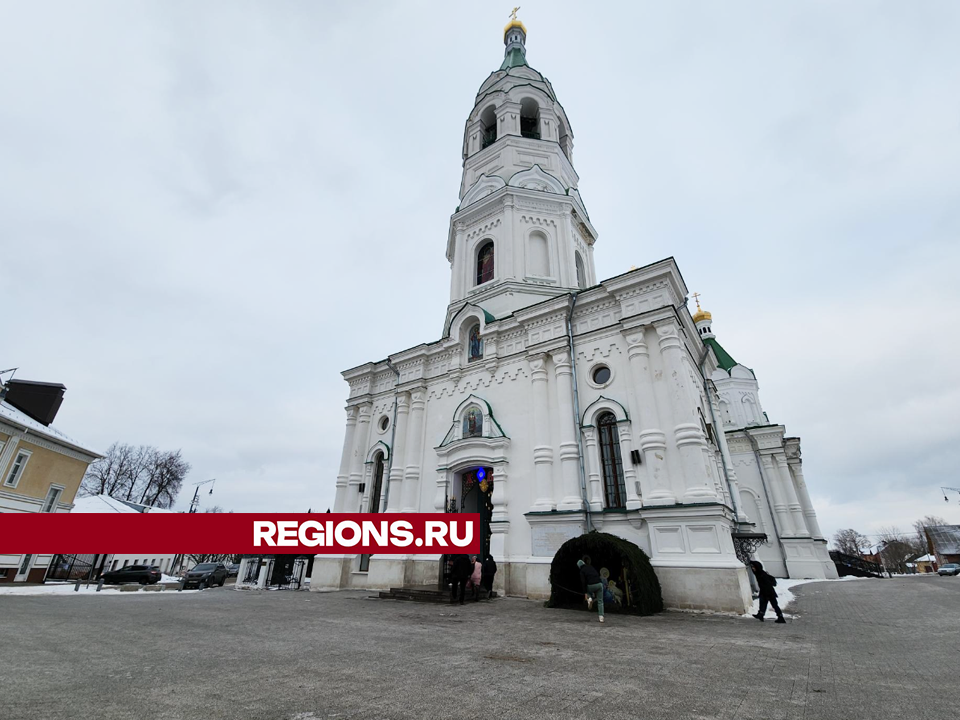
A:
174 479 216 573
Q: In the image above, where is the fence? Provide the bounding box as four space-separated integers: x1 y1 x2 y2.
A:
45 554 99 582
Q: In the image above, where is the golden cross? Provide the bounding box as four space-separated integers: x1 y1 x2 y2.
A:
692 292 702 310
509 7 520 21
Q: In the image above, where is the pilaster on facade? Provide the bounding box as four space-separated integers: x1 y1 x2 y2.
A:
400 389 427 513
527 353 555 511
655 320 717 503
333 405 359 512
385 393 410 512
550 349 584 511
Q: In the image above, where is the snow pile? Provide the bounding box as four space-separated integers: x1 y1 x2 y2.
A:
0 582 198 596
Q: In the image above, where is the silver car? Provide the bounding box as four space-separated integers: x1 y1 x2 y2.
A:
937 563 960 576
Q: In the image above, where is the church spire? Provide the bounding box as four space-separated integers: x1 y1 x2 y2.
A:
691 293 715 338
501 8 528 69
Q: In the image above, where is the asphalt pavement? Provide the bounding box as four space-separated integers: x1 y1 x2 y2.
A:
1 575 957 720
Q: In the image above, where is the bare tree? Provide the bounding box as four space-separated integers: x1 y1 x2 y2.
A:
876 526 918 574
832 528 870 556
139 449 189 509
81 443 189 509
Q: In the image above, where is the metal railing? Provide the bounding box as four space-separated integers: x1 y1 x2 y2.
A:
829 550 883 578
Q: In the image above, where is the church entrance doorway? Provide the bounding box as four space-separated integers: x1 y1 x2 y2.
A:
440 466 494 590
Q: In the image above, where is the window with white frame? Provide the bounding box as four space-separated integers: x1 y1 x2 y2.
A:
4 450 31 487
41 485 64 513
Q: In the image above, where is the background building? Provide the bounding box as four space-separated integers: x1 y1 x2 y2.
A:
0 378 100 583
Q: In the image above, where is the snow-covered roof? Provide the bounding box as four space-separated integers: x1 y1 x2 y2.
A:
71 494 178 514
117 499 176 514
0 400 100 457
926 526 960 556
71 494 139 513
913 554 936 563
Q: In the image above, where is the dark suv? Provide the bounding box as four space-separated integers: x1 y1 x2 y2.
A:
183 562 229 589
102 564 161 585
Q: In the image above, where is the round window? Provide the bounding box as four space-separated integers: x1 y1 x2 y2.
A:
378 416 390 432
592 366 611 385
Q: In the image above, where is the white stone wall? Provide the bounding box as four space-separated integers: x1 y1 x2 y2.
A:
320 258 756 611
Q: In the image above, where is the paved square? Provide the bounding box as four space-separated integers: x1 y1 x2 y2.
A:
1 576 956 719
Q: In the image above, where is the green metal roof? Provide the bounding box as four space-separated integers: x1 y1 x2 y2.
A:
500 47 527 70
703 336 739 372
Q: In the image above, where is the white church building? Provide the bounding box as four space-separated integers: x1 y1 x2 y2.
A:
312 17 835 612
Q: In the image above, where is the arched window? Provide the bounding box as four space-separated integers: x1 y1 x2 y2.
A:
575 252 586 288
369 451 385 514
520 97 540 139
527 230 549 276
477 241 494 285
468 324 483 361
480 105 497 149
463 407 483 438
597 412 626 509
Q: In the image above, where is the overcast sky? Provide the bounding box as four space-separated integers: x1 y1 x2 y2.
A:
2 1 958 540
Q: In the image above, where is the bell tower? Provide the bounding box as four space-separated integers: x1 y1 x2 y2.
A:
444 14 598 329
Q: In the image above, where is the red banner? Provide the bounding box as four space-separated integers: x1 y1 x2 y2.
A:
0 513 482 554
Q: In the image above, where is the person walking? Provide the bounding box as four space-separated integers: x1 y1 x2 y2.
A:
450 554 471 605
750 560 785 623
481 554 498 599
578 555 605 623
466 555 483 601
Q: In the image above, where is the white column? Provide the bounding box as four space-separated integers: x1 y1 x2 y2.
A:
760 453 795 536
333 407 358 513
616 421 642 510
348 404 373 510
776 453 809 536
385 393 409 512
552 350 584 511
401 389 426 512
451 222 465 302
433 469 449 512
624 328 674 505
582 427 604 511
655 321 717 501
491 462 509 522
503 194 517 281
706 386 745 520
528 354 555 510
789 461 823 539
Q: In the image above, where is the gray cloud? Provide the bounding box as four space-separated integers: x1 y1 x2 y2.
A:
3 1 958 537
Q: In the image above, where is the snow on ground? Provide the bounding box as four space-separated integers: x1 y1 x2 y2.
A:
742 575 870 619
0 582 199 596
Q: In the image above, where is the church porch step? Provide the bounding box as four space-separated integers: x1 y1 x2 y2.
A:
376 586 498 603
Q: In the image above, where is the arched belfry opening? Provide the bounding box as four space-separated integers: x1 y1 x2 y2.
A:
520 97 540 139
480 105 497 149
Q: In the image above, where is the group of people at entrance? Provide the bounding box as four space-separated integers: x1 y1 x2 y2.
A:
449 554 497 604
577 556 785 624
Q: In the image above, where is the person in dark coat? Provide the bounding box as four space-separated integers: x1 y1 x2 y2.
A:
450 554 472 605
480 554 498 599
750 560 785 623
578 555 605 623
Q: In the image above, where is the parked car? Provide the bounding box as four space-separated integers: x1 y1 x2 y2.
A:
226 563 240 577
937 563 960 576
182 562 229 589
101 564 161 585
